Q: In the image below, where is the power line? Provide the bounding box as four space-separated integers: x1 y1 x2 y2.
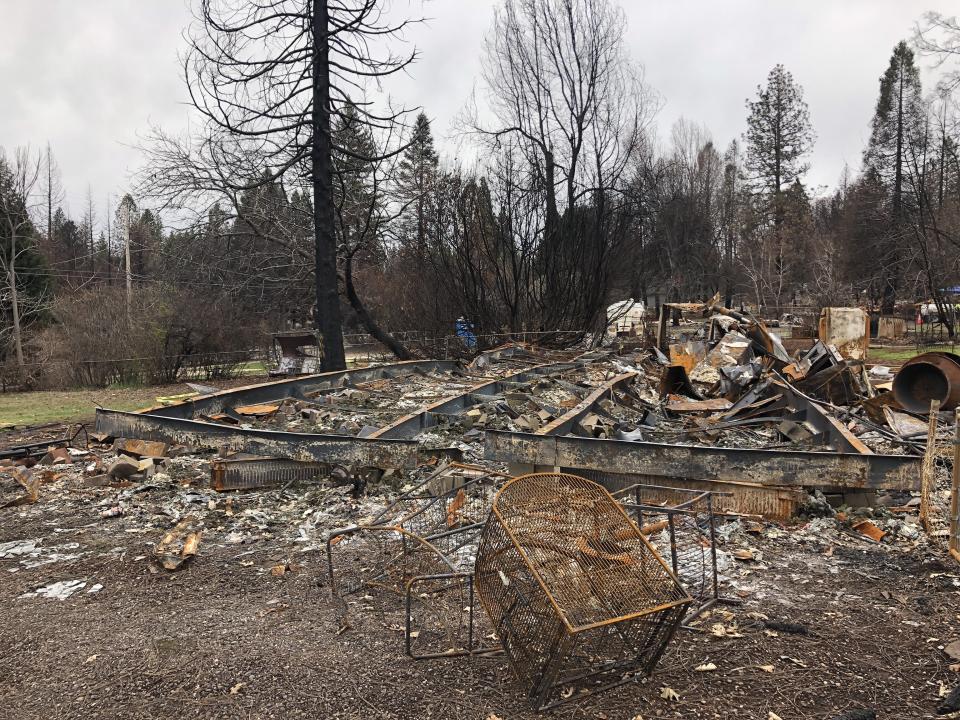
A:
11 267 315 292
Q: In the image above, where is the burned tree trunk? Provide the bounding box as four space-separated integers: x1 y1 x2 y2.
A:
313 2 347 371
344 253 413 360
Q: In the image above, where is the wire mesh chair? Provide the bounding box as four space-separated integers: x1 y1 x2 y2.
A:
474 472 691 709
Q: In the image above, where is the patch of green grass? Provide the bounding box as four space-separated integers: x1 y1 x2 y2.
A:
868 344 957 364
1 388 167 428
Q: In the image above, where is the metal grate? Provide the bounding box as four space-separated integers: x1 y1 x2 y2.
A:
210 457 328 491
566 467 801 522
474 472 691 709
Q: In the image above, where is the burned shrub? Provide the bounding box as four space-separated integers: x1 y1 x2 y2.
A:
33 285 265 388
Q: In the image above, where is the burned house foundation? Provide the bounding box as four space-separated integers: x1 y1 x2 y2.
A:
3 325 958 715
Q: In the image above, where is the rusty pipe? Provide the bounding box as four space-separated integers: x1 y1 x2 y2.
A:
893 351 960 413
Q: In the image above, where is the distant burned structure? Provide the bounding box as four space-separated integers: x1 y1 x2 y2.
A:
270 331 323 376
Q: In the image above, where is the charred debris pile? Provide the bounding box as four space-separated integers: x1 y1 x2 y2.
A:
3 315 956 548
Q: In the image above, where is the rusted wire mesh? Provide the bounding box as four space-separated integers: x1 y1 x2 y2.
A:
327 464 503 597
563 469 730 614
615 484 722 613
327 526 456 597
369 464 501 544
405 573 498 659
920 400 942 531
917 406 960 552
474 473 690 709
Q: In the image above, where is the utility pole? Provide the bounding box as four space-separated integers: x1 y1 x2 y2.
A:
106 195 112 286
119 197 133 323
86 186 95 278
125 210 132 321
46 143 53 243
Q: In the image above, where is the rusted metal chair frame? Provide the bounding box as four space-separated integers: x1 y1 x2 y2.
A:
474 472 692 710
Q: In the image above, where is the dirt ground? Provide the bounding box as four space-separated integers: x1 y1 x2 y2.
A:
2 475 959 720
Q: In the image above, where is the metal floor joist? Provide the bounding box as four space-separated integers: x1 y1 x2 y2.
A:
484 430 920 490
95 409 419 468
93 360 467 469
483 370 922 516
368 362 583 440
137 359 458 420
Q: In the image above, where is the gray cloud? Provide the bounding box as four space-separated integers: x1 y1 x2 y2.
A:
0 0 948 232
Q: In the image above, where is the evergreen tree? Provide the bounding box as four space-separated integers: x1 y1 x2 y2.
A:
744 64 815 219
333 104 383 263
396 112 439 251
132 208 163 279
863 41 925 312
864 41 925 220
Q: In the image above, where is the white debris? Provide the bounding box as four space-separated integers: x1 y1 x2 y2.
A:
0 539 41 558
20 579 88 600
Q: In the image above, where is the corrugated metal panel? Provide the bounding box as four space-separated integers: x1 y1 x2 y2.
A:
211 458 328 491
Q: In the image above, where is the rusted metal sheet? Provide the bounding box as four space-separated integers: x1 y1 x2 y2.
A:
95 409 418 468
139 359 458 420
210 457 327 491
665 396 733 413
113 438 168 458
369 362 580 440
484 430 921 491
668 341 706 373
233 404 281 417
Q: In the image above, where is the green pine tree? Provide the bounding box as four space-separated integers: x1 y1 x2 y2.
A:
396 112 439 251
863 41 925 313
744 64 815 221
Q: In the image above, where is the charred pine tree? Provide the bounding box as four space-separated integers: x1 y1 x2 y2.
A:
178 0 419 370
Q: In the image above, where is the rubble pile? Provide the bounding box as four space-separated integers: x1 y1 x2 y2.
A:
1 335 955 567
213 371 480 435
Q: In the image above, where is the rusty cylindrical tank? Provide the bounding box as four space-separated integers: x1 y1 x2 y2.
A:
892 351 960 413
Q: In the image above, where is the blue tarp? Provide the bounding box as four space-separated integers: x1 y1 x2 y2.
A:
455 318 477 349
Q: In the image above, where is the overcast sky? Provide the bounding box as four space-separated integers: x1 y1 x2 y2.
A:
0 0 951 231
